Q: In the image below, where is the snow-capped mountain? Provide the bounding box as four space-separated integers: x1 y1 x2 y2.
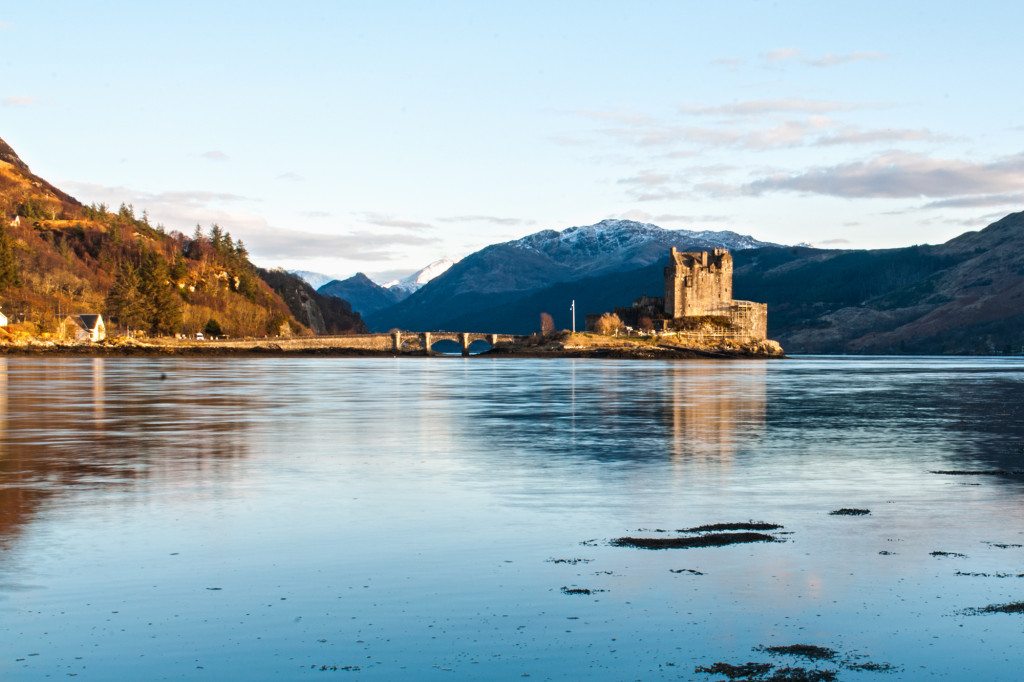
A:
509 219 774 273
291 270 340 290
382 257 457 295
367 219 782 331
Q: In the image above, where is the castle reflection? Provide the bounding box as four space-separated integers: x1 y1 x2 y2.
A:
665 362 767 467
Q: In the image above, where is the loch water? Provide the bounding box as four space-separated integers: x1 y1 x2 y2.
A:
1 356 1023 680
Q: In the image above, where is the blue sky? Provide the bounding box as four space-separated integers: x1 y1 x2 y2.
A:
2 1 1022 280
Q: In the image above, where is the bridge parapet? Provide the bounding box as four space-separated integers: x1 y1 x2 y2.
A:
383 330 523 355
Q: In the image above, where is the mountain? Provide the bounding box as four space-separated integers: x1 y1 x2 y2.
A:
0 136 357 338
257 269 365 334
291 270 340 291
388 212 1024 354
318 273 405 317
382 257 457 295
741 212 1024 354
366 219 778 331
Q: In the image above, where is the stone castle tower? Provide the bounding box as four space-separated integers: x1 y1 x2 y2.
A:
589 246 768 342
664 247 734 318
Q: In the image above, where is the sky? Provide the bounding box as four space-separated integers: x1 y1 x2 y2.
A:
2 1 1022 281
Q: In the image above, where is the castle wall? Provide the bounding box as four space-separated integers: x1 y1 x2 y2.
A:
718 301 767 342
664 248 733 317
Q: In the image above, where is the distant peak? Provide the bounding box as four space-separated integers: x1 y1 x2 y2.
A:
384 257 457 293
347 272 376 285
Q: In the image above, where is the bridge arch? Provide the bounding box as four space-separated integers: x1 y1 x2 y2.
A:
391 330 510 356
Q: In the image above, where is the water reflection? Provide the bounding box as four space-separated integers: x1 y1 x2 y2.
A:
0 358 270 549
0 357 1023 681
667 362 766 465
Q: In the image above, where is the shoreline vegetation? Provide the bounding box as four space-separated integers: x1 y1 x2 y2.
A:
0 331 785 359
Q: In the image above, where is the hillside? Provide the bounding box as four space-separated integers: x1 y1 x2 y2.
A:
257 269 365 335
402 213 1024 354
319 273 406 317
0 136 362 338
366 219 777 331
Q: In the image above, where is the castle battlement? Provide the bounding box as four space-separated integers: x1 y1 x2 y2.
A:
664 246 734 318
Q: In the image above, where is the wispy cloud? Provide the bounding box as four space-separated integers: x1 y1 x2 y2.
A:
200 150 229 161
806 51 887 67
64 181 252 208
438 215 534 226
921 194 1024 209
615 165 742 202
818 238 852 245
616 171 687 201
613 209 730 225
63 180 436 262
357 212 433 230
763 47 801 63
244 226 438 261
680 98 866 117
709 56 744 68
760 48 887 68
813 127 945 146
742 151 1024 198
276 172 305 182
301 210 332 218
2 96 35 107
573 103 936 156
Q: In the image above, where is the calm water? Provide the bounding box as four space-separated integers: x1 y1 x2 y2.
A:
1 356 1023 680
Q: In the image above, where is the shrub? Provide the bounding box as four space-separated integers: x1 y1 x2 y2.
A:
594 312 623 335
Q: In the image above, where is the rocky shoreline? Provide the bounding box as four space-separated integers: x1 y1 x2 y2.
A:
0 333 785 360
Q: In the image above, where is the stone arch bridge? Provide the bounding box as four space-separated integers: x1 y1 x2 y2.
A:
390 330 524 356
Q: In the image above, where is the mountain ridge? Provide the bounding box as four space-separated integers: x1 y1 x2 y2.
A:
366 219 779 331
368 212 1024 354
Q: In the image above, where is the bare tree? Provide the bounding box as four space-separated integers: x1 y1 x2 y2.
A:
539 311 555 335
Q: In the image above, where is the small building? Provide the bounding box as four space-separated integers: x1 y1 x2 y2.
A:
61 314 106 342
0 310 7 327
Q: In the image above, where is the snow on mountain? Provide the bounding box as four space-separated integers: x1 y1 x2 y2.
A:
291 270 340 290
383 257 457 294
510 219 775 271
367 218 783 330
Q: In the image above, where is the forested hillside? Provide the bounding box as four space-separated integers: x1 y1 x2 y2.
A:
0 136 363 338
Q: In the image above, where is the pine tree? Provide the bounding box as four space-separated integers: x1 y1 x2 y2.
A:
0 226 21 289
210 224 224 256
169 254 189 282
139 250 182 335
105 260 147 332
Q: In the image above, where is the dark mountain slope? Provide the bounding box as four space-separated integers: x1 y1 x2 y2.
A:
318 273 405 317
367 219 776 331
258 268 366 334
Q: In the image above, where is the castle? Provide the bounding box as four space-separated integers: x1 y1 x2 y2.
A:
589 247 768 341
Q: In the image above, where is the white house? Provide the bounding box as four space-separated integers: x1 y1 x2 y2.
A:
0 310 7 327
61 314 106 342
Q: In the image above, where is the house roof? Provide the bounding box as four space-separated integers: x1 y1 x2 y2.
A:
68 314 103 330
